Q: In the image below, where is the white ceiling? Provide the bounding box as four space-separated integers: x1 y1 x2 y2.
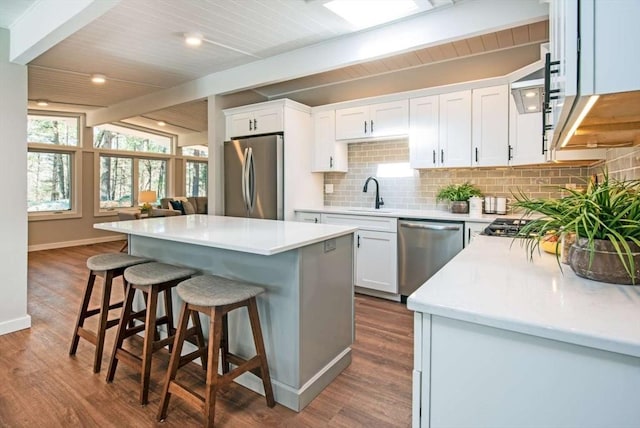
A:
5 0 548 136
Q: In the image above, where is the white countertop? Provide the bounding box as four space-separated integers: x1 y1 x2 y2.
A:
296 206 496 223
94 215 357 256
407 235 640 358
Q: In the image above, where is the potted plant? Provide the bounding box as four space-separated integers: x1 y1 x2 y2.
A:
512 173 640 285
436 182 483 214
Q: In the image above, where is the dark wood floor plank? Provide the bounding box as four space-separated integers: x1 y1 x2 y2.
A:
0 242 413 427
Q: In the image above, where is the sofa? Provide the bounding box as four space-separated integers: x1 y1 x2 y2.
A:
149 196 208 217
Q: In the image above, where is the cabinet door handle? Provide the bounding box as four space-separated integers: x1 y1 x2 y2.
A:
315 217 318 223
249 119 253 131
253 119 257 130
475 147 479 163
440 149 444 164
357 234 360 248
508 145 513 161
432 150 436 165
329 156 333 168
370 120 374 133
364 121 367 134
468 228 471 243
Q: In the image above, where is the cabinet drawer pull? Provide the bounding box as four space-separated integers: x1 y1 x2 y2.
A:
440 149 444 164
330 156 333 168
364 121 367 134
432 150 436 165
370 120 374 133
475 147 479 162
249 119 253 131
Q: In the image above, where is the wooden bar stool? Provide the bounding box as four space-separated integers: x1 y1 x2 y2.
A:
106 262 205 405
157 275 275 427
69 253 151 373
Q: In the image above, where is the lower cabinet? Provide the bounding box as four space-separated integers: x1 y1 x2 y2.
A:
321 213 398 295
464 221 488 247
294 211 321 223
355 230 397 294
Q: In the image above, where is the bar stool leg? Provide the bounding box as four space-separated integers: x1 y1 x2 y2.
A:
220 314 230 374
69 271 97 356
157 303 191 421
248 297 275 407
163 288 176 352
140 288 158 405
190 311 208 370
93 270 115 373
204 307 224 428
106 283 136 383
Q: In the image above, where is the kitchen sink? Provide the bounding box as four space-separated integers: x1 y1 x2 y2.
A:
346 208 393 213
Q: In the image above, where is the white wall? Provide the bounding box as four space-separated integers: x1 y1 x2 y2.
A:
0 29 30 335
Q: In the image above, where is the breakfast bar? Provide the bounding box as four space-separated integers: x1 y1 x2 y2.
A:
95 215 357 411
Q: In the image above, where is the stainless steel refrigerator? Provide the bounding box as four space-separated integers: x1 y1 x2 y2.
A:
224 134 283 220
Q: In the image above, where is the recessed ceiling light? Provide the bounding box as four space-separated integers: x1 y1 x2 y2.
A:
157 121 166 127
324 0 418 29
525 91 537 98
527 105 537 111
91 74 106 84
184 32 203 47
36 100 49 106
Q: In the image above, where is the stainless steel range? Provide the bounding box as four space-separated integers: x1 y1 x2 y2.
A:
482 218 532 237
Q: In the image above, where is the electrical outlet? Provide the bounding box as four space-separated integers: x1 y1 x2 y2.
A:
325 184 334 194
324 239 336 253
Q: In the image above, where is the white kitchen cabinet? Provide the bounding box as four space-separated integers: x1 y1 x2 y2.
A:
311 110 348 172
335 100 408 141
472 85 509 167
355 229 397 294
464 221 487 247
294 211 321 224
410 91 471 169
226 106 283 139
509 97 546 166
438 90 472 168
321 213 398 296
409 95 439 168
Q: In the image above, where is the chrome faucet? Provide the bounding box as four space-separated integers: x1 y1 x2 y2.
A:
363 176 384 209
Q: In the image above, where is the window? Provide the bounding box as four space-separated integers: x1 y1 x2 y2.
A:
94 123 171 154
28 115 79 146
186 161 208 197
94 123 172 213
27 113 81 219
27 151 72 212
181 145 208 157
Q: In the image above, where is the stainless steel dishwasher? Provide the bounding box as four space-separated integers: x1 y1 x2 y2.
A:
398 219 464 298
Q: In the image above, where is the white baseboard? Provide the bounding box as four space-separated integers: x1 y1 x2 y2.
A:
0 315 31 336
28 235 125 252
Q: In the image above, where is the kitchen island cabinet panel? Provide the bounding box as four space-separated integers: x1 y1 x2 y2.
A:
416 313 640 428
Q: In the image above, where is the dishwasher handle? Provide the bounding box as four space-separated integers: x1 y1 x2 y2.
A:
400 222 461 231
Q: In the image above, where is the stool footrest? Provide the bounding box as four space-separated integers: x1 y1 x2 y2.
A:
179 348 207 368
168 381 205 412
113 348 143 370
153 336 175 351
222 355 262 385
76 327 97 345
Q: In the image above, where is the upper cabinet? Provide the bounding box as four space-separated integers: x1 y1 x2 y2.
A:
509 97 545 166
472 85 509 167
312 110 348 172
335 100 408 141
410 90 472 168
226 106 283 139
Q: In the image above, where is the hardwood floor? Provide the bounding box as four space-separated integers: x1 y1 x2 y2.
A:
0 242 413 427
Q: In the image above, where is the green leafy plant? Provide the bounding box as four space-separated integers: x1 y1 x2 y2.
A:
436 182 483 202
512 172 640 283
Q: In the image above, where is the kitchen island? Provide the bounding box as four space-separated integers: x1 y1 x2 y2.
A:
95 215 357 412
407 235 640 428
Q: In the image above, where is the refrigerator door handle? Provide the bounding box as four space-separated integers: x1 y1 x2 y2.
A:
242 147 250 212
247 147 256 213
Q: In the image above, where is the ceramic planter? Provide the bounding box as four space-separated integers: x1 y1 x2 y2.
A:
568 238 640 285
450 201 469 214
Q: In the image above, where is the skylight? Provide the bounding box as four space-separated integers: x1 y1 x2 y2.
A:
324 0 419 29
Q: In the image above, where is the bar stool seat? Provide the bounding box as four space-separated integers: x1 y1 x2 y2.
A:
69 253 151 373
106 262 205 405
158 275 275 427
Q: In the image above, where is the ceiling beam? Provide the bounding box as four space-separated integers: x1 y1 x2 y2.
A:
9 0 120 64
86 0 548 126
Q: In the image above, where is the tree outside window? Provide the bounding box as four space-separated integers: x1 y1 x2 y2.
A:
186 161 207 197
100 156 133 209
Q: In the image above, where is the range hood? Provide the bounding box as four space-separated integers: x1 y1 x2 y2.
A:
510 69 544 114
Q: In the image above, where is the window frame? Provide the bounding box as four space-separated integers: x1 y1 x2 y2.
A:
184 158 208 197
93 123 175 217
27 112 83 221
